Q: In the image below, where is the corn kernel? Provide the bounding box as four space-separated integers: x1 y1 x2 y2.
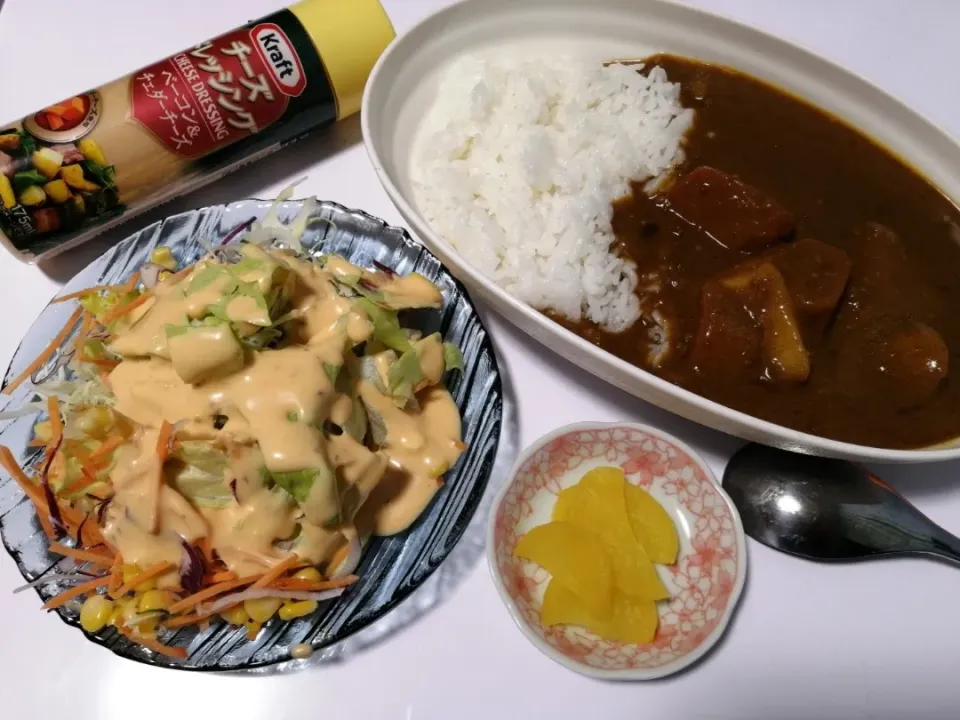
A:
137 616 161 634
138 589 170 613
33 420 52 443
109 597 137 626
150 247 177 271
79 594 114 633
121 564 141 584
220 604 249 626
293 567 322 583
278 600 318 621
119 563 157 592
245 620 262 640
244 596 282 623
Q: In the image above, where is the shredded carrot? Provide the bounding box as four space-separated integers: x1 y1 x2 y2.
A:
148 421 174 533
111 560 175 598
166 574 261 614
48 542 114 566
50 286 111 304
108 557 123 594
0 445 57 538
100 292 151 325
67 506 107 548
206 570 238 583
71 312 96 358
75 514 105 548
58 501 88 529
199 535 216 567
246 623 260 640
328 542 350 571
121 272 141 294
156 420 174 461
2 307 83 396
0 447 42 506
251 555 303 590
117 625 187 659
39 417 64 465
42 575 110 610
66 440 102 473
89 435 124 462
273 575 358 592
60 470 104 496
164 612 210 629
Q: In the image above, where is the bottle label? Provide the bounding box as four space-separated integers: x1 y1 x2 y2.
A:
0 7 337 259
129 22 309 159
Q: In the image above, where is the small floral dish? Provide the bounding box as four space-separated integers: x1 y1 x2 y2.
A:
487 422 747 680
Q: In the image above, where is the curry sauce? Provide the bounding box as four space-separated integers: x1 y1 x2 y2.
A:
561 55 960 449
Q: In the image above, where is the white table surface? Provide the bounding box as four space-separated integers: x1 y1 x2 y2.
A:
2 0 960 717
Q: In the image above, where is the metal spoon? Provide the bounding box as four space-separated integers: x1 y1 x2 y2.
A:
722 443 960 564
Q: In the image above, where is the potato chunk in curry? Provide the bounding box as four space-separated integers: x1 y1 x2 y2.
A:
692 261 810 384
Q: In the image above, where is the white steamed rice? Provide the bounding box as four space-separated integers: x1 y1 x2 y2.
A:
411 54 693 332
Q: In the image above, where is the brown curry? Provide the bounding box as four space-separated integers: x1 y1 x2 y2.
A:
559 55 960 449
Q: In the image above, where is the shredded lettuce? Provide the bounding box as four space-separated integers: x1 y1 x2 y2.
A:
0 401 45 421
34 363 115 411
357 352 393 394
355 298 412 353
169 441 232 507
388 348 424 406
443 343 464 373
186 264 228 295
79 288 138 325
270 466 331 505
323 363 341 385
241 326 282 350
341 395 367 441
164 324 190 338
244 181 306 253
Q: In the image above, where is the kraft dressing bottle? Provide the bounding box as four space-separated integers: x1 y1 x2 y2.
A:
0 0 395 262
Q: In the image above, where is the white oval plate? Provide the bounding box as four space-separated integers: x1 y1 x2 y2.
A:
361 0 960 463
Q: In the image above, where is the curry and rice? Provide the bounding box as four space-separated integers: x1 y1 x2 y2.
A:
413 52 960 450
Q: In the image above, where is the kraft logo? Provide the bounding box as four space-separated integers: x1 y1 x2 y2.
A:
252 24 307 97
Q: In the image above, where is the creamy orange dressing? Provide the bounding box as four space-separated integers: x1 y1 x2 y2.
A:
100 246 463 579
102 429 206 585
355 384 463 535
378 273 443 309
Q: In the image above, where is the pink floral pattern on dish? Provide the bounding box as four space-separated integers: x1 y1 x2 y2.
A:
492 426 744 672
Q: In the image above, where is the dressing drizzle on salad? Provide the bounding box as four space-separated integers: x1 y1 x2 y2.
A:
100 247 464 581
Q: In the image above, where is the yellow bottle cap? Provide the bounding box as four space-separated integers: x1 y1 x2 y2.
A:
290 0 396 120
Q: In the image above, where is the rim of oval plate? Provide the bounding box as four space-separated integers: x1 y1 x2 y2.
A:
486 421 748 680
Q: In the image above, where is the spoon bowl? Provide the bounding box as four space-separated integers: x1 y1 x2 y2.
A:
722 443 960 564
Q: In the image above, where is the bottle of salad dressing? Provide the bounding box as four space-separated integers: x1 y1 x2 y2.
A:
0 0 395 263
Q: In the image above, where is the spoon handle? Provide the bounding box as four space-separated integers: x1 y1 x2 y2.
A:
918 529 960 565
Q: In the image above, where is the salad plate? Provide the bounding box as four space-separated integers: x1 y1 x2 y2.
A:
0 198 503 670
